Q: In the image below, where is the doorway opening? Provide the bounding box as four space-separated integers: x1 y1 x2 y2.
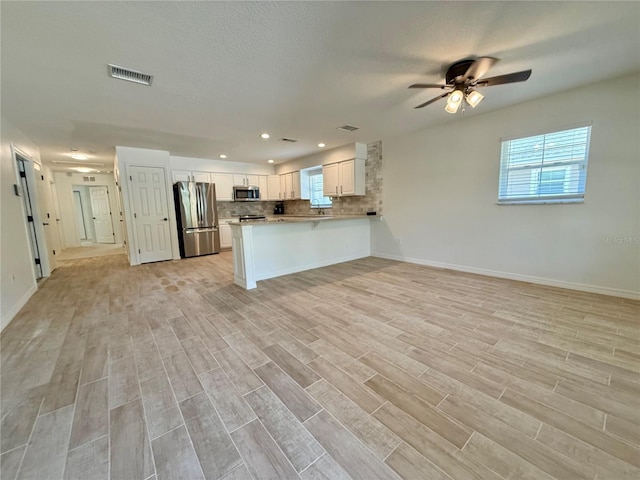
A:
71 185 115 245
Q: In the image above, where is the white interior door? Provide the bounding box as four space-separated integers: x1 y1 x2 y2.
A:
90 186 115 244
129 166 172 263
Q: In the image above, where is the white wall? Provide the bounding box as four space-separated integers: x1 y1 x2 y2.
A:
275 143 367 174
372 73 640 298
171 155 275 175
1 116 41 330
54 172 123 247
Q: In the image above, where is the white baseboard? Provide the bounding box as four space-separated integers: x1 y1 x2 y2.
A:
1 284 38 332
255 251 370 282
371 252 640 300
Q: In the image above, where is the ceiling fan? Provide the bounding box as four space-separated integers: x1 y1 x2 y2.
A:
409 57 532 113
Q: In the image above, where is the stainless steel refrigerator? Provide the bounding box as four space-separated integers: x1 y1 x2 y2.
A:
173 181 220 258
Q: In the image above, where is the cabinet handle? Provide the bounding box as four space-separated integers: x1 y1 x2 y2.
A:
341 185 343 194
335 186 338 196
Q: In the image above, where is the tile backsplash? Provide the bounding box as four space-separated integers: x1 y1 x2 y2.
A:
217 140 382 218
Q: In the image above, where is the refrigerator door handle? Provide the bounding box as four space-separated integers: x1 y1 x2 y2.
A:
185 227 218 234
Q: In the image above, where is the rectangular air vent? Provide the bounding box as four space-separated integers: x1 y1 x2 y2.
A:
108 64 153 86
280 138 298 143
83 176 96 182
337 124 359 132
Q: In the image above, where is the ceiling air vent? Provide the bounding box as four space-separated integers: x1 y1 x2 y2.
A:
337 124 359 132
108 64 153 86
83 176 96 182
280 138 298 143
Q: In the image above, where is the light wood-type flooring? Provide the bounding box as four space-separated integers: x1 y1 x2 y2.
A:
1 252 639 480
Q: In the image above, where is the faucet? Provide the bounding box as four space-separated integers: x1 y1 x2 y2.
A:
311 199 325 215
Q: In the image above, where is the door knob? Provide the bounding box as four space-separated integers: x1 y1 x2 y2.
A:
42 222 49 226
163 218 168 221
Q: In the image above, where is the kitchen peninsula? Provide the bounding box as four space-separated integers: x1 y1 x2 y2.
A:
230 215 375 289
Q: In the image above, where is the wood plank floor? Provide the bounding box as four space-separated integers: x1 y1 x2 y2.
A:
1 252 639 479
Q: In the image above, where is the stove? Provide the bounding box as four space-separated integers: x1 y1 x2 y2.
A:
237 215 266 222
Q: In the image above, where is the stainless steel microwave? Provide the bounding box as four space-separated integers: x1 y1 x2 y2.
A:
233 185 260 202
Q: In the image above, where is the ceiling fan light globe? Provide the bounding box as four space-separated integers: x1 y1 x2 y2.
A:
449 90 463 103
466 90 484 108
445 101 461 114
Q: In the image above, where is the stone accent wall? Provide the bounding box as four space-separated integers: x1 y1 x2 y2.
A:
282 140 383 216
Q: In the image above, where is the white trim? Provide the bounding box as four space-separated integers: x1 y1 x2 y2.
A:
371 252 640 300
1 284 38 332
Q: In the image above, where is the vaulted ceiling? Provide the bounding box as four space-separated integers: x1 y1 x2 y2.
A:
2 1 639 171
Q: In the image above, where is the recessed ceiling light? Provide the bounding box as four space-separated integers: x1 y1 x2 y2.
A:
71 154 88 160
267 159 274 164
219 154 227 159
261 133 270 139
75 167 93 173
318 143 326 148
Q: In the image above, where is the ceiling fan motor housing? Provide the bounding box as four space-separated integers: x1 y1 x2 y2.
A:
446 59 476 84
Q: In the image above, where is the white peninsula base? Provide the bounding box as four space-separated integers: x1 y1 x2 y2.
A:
230 217 372 289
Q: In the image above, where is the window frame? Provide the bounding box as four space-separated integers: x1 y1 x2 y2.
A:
497 123 592 205
308 169 332 209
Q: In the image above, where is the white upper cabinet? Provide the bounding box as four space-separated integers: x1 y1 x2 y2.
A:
233 174 259 186
280 171 301 200
172 170 211 184
258 175 269 201
322 163 340 197
267 175 281 200
323 158 365 197
210 173 234 201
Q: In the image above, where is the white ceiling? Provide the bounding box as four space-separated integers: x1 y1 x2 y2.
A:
2 1 639 171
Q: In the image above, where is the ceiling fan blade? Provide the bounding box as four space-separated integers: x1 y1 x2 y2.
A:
464 57 498 81
476 69 532 87
414 92 449 109
409 83 448 89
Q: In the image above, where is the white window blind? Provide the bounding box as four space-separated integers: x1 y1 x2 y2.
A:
309 171 332 208
498 125 591 204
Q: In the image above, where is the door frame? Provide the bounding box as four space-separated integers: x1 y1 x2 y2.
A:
11 144 51 279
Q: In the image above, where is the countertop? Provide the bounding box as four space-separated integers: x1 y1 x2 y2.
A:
227 214 378 225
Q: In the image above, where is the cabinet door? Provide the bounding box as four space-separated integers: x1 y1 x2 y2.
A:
267 175 281 200
211 173 234 201
280 174 288 199
339 160 355 196
292 171 301 199
246 174 259 187
258 176 269 201
172 171 192 183
192 171 211 183
219 223 232 248
323 163 339 197
232 174 246 186
284 173 293 200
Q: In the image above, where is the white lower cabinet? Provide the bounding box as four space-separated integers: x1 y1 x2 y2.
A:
219 221 232 248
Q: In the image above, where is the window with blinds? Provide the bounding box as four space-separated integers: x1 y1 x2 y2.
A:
309 171 332 208
498 125 591 204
